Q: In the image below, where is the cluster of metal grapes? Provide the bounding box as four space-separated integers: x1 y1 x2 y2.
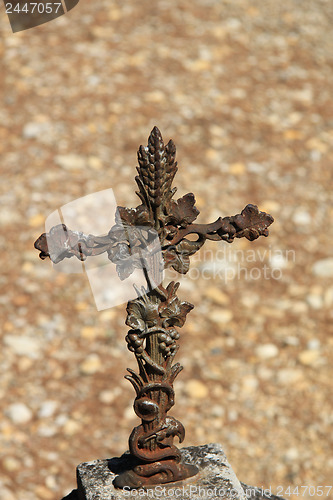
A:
125 331 144 354
157 329 179 357
125 328 180 358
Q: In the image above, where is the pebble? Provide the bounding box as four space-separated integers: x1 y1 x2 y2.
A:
55 414 68 427
38 400 58 419
247 162 265 174
0 208 20 225
225 337 236 347
4 335 42 359
241 293 260 308
99 389 118 404
2 488 16 500
211 404 225 418
123 404 135 420
17 357 34 371
199 260 238 277
292 209 312 226
63 420 81 436
229 162 246 175
45 475 57 489
37 425 57 438
185 380 209 399
210 309 233 324
204 287 230 305
88 156 103 170
291 301 308 314
312 258 333 278
288 284 307 296
269 254 289 269
307 339 321 350
260 200 280 213
55 154 86 170
283 447 300 462
80 326 101 340
2 457 21 472
228 409 238 422
79 353 102 374
34 485 54 500
277 369 304 385
298 350 321 366
99 309 117 322
283 336 300 346
241 376 259 393
306 294 323 309
324 287 333 307
28 213 45 228
6 403 33 424
22 121 51 139
255 344 279 360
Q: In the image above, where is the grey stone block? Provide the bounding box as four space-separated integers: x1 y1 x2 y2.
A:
74 443 270 500
63 443 286 500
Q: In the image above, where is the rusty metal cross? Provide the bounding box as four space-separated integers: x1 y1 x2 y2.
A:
34 127 273 489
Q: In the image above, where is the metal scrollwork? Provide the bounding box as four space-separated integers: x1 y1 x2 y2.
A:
34 127 274 488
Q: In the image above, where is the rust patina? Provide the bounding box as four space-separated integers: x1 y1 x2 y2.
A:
35 127 273 488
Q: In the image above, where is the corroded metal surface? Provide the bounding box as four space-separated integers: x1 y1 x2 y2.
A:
34 127 273 274
35 127 273 488
114 280 197 488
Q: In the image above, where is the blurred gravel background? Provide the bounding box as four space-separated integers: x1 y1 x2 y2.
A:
1 1 333 499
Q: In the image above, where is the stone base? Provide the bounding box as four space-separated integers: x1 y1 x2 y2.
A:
63 444 285 500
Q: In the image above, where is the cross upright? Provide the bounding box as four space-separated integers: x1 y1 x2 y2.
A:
34 126 274 489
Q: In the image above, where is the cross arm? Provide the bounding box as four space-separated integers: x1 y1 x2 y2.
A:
166 203 273 246
34 127 274 277
34 203 273 276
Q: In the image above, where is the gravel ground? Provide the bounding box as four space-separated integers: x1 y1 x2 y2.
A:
1 1 333 499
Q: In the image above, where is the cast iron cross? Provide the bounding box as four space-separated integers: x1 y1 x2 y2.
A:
34 127 274 489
